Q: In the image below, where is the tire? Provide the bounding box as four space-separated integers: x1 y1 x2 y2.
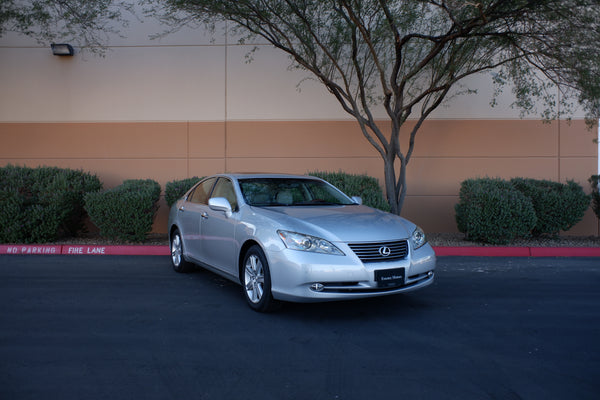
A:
170 229 193 273
242 245 279 312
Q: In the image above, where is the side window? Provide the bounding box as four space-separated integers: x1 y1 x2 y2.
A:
188 178 217 205
211 178 238 211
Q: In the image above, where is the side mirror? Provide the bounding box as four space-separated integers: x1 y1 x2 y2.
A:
351 196 363 205
208 197 233 218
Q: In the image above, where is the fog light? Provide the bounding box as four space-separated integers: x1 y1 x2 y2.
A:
310 283 324 292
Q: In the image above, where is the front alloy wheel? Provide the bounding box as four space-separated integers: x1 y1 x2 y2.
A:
243 245 278 312
171 229 192 273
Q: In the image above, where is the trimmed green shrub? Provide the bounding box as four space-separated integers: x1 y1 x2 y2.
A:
590 175 600 220
308 171 390 212
165 176 202 207
455 178 537 245
511 178 590 236
0 165 102 243
85 179 161 242
0 190 22 243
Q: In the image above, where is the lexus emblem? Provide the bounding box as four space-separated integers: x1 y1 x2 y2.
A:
379 246 392 257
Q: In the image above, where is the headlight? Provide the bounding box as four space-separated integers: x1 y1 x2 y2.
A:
278 230 344 255
411 226 427 250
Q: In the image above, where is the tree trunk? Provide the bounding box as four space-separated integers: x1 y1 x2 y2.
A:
382 119 409 216
396 156 407 213
383 154 399 215
383 156 408 216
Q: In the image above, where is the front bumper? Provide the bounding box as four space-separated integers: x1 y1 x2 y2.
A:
267 242 436 303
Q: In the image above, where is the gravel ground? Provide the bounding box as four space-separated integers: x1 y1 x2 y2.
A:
427 232 600 247
46 232 600 248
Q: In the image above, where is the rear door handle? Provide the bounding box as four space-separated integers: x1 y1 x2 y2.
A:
201 212 209 219
179 206 185 212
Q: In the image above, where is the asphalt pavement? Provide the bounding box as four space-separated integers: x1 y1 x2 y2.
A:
0 255 598 400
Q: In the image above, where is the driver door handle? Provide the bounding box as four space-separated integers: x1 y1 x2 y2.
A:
201 212 209 219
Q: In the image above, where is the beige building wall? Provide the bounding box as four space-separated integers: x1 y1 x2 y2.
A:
1 15 598 236
1 119 597 235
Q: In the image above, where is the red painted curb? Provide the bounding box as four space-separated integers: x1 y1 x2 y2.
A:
0 244 170 256
61 245 170 256
0 245 62 255
1 244 598 257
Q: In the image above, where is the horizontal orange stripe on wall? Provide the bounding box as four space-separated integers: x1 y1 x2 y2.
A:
1 119 597 236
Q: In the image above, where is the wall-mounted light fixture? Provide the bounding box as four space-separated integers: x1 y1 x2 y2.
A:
51 43 74 56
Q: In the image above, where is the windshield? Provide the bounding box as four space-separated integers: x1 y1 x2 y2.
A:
239 178 356 207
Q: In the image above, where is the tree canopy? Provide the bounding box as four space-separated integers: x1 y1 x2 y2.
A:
152 0 600 213
0 0 131 49
3 0 600 214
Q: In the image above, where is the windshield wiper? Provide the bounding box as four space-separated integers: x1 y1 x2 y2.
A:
295 200 339 206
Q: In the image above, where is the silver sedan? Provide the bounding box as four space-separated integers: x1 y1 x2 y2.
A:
168 174 436 312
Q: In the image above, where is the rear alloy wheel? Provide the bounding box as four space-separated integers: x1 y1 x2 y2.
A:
243 245 278 312
170 229 192 273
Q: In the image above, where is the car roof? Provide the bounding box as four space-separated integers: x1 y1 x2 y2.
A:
215 173 322 180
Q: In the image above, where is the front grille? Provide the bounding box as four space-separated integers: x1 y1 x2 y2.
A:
348 240 408 263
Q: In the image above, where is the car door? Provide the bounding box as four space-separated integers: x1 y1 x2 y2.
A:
200 177 239 276
179 177 217 263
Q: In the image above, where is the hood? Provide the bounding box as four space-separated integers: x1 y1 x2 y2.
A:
257 205 414 243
